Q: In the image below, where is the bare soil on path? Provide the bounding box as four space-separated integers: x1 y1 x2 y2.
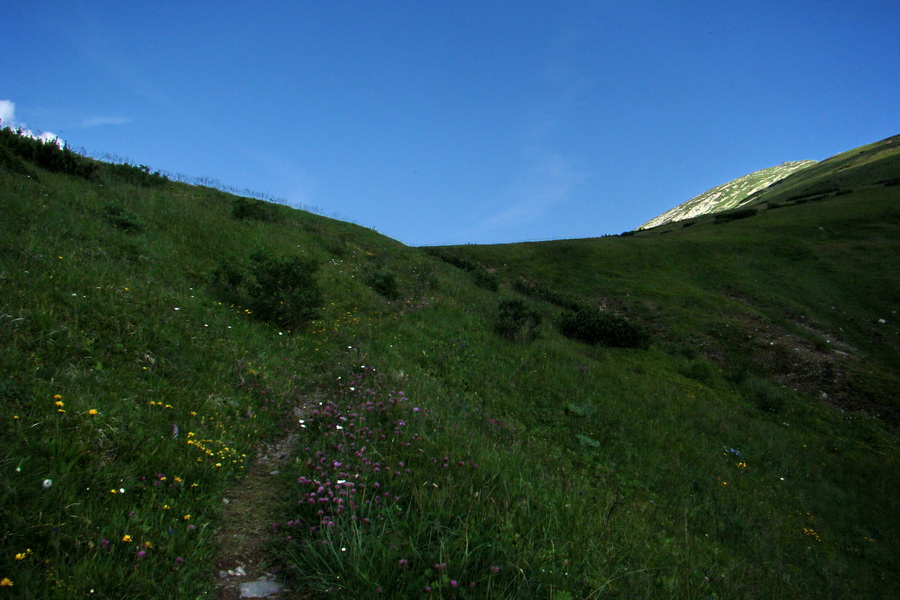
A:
213 398 321 599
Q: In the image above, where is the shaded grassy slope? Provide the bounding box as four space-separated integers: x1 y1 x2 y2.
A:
1 132 898 599
445 135 900 421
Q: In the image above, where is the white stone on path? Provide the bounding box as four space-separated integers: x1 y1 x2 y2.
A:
239 576 283 598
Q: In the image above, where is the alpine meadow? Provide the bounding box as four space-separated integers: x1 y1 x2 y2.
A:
1 127 898 599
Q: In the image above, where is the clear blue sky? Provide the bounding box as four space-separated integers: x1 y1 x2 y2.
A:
4 1 898 246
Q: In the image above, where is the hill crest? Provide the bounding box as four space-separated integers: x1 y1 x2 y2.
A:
639 159 817 229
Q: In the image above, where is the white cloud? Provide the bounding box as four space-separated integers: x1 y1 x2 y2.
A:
0 99 15 127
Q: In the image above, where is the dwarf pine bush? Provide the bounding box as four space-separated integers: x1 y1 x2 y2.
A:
471 267 499 291
231 197 282 222
494 298 542 341
365 268 401 300
0 126 96 179
247 251 323 330
558 306 649 348
209 251 323 330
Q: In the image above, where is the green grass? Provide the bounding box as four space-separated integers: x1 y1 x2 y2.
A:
1 129 898 598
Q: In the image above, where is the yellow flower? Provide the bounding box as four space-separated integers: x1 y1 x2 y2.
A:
0 577 12 586
14 553 26 560
163 505 170 510
122 535 132 543
53 394 62 400
143 541 153 549
183 514 190 521
54 400 64 408
88 409 99 416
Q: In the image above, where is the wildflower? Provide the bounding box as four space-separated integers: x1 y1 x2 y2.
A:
490 566 500 574
42 479 52 489
122 535 132 543
53 394 62 400
88 409 99 415
183 514 190 521
175 557 184 564
0 578 12 586
14 553 26 560
54 400 64 408
450 580 458 588
137 550 146 559
143 541 153 549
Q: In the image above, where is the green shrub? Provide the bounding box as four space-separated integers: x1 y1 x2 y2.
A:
471 267 499 291
247 251 323 330
365 268 400 300
494 298 542 341
558 306 649 348
0 141 38 178
0 126 97 179
209 260 246 305
232 197 281 222
713 208 757 224
426 249 478 272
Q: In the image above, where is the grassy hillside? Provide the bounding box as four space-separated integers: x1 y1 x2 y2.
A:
1 130 898 599
445 136 900 420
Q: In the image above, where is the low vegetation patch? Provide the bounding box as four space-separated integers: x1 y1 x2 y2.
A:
493 298 542 341
231 197 282 223
365 268 401 300
713 207 757 224
558 306 649 348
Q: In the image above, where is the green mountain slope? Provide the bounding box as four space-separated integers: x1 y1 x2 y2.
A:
639 160 817 229
2 129 898 599
445 135 900 420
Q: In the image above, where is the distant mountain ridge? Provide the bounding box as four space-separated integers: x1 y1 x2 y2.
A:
639 159 817 229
